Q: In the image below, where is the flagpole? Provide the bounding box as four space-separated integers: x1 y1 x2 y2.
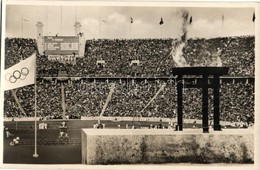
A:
46 6 48 36
22 16 23 37
159 17 163 38
160 26 162 38
75 6 77 23
130 22 132 38
99 17 101 38
61 6 62 35
33 53 39 158
221 14 224 37
130 17 133 38
222 20 223 37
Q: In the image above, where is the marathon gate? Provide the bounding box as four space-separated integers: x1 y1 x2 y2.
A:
172 67 229 133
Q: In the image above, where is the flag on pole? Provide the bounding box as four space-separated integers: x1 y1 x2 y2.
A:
252 12 255 22
130 17 133 23
4 53 36 91
159 17 164 25
23 17 30 23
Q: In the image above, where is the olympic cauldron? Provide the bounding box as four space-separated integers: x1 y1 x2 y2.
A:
172 66 229 133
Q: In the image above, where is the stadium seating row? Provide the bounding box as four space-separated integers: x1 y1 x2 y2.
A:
4 79 254 126
3 36 255 126
5 37 254 77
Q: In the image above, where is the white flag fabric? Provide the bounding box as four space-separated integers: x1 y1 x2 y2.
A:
4 53 36 91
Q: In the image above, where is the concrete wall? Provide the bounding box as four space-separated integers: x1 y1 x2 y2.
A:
82 129 254 164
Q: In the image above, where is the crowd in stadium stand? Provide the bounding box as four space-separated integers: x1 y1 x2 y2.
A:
184 36 255 76
5 38 37 69
3 37 255 127
4 36 254 77
36 36 254 77
4 85 35 117
4 78 255 126
36 80 63 119
220 81 254 124
37 39 175 77
4 91 21 118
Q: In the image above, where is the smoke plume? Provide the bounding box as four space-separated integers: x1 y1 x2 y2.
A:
201 48 223 67
171 10 223 67
171 10 190 67
209 48 223 66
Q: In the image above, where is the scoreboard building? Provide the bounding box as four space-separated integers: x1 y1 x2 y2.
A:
44 36 79 55
36 21 85 57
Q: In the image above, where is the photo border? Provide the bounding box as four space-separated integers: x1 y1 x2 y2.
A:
1 0 259 170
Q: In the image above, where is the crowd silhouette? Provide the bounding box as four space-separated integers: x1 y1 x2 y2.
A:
4 36 255 126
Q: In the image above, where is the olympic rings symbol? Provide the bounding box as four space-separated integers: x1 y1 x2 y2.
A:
5 67 29 83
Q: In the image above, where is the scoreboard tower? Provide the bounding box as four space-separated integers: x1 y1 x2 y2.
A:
36 21 85 57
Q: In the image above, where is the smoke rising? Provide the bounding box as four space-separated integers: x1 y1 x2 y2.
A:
171 10 190 67
199 48 223 67
171 10 223 67
208 48 223 66
181 10 189 42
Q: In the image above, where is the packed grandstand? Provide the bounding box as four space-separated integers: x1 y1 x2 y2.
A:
4 36 255 126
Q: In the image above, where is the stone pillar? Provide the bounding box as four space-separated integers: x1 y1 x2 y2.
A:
213 76 221 130
202 75 209 133
74 21 81 36
74 21 85 57
78 34 85 57
36 22 44 55
177 75 183 131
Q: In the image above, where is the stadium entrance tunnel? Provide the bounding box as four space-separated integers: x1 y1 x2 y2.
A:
172 67 229 133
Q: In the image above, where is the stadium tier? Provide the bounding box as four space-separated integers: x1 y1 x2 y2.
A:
35 36 255 77
5 36 254 77
4 78 254 125
3 36 255 126
5 38 38 69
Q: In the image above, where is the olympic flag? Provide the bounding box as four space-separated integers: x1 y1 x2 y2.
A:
4 53 36 91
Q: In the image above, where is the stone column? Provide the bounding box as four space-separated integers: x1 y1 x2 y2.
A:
202 75 209 133
36 22 44 55
74 21 85 57
177 75 183 131
213 76 221 130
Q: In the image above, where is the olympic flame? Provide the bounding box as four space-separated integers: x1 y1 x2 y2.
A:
171 10 223 67
171 10 190 67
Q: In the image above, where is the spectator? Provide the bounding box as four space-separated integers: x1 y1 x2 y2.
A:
3 36 255 126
